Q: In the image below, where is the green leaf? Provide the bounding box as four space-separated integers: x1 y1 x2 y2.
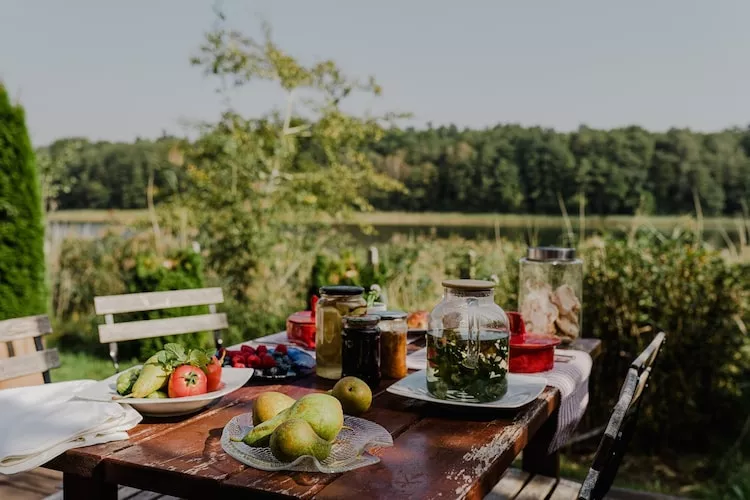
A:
164 343 186 361
186 349 211 368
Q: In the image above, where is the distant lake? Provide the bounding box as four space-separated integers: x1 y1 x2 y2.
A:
46 211 748 250
343 224 744 249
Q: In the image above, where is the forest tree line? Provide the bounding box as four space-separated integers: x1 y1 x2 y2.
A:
39 124 750 216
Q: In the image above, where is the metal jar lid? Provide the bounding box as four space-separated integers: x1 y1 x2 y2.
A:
526 247 576 262
375 310 408 320
442 279 496 290
343 315 380 329
319 285 365 296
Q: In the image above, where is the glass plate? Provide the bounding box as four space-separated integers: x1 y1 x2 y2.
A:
221 414 393 473
386 370 547 409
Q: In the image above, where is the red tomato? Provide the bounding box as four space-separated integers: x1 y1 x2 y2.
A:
168 365 208 398
204 355 224 392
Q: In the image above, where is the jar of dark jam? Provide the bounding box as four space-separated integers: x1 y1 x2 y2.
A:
341 315 381 389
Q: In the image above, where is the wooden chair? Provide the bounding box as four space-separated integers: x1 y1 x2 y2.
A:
0 314 59 389
488 332 667 500
0 314 65 499
94 287 228 370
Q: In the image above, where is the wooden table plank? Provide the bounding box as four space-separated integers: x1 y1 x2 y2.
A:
100 384 285 498
315 388 559 500
221 391 425 499
44 389 255 477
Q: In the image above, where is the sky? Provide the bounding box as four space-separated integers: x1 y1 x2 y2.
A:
2 0 750 146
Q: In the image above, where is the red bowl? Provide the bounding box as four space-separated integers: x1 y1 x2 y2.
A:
509 334 561 373
286 311 316 349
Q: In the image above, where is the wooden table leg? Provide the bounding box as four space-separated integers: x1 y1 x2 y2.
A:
63 472 117 500
522 406 561 477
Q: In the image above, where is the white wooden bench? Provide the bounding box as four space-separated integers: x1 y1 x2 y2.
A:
94 287 228 370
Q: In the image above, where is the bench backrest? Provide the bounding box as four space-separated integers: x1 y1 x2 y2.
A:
0 315 60 388
578 331 666 500
94 287 227 371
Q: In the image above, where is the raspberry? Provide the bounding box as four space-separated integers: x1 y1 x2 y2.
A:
261 354 276 369
274 344 288 355
232 362 246 368
246 354 261 368
256 345 268 356
241 345 256 355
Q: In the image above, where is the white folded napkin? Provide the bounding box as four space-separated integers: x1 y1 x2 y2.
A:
0 380 142 474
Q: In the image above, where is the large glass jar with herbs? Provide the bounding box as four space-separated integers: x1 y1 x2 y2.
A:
518 247 583 344
315 286 367 379
426 279 510 403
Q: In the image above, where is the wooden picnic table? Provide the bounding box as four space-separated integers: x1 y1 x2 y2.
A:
44 337 601 500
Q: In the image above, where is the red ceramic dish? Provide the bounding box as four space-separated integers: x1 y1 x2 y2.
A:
507 311 561 373
509 334 561 373
286 297 318 349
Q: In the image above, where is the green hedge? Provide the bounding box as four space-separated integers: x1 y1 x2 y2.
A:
308 234 749 451
582 233 750 451
0 85 46 320
52 234 211 359
51 229 749 451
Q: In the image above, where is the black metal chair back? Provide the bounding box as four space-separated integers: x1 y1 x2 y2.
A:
578 331 666 500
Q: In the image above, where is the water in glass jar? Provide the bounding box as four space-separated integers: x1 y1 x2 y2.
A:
426 328 509 403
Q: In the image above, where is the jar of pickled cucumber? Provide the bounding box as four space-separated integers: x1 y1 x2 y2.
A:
315 286 367 379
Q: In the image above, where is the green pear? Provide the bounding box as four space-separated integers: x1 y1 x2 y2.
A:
146 390 168 399
330 377 372 415
253 392 295 426
115 368 141 396
270 418 332 462
131 352 170 398
236 393 343 446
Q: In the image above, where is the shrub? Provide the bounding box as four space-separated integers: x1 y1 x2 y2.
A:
51 233 211 359
311 232 748 452
0 85 46 320
581 232 749 451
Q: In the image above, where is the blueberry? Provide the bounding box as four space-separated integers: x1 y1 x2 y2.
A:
267 367 279 376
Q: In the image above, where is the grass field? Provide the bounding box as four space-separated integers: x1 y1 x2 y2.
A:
48 209 746 231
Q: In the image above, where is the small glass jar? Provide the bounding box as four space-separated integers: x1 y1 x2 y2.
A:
341 315 381 388
316 286 367 380
376 310 408 379
518 247 583 344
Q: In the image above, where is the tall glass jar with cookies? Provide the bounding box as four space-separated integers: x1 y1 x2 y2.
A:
518 247 583 344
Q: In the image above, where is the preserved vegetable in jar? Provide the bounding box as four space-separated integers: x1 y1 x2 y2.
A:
427 279 510 403
375 310 408 379
341 315 381 388
315 286 367 380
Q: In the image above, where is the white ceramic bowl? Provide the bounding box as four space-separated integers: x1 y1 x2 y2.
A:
76 366 254 417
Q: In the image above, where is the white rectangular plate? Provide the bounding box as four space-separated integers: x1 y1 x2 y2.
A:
386 370 547 409
76 366 254 417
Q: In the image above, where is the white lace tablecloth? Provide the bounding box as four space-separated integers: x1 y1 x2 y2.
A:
407 347 592 452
